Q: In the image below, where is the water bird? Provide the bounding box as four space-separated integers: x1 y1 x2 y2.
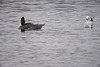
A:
84 16 94 28
18 17 45 32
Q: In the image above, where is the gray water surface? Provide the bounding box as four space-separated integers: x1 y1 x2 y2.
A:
0 0 100 67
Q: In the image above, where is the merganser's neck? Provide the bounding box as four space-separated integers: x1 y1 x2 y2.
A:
21 17 25 26
86 19 89 22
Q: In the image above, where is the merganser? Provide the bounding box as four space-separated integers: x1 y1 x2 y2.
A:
18 17 45 32
84 16 94 28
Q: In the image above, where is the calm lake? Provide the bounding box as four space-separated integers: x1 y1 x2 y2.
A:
0 0 100 67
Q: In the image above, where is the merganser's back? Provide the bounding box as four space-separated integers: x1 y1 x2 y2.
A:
18 17 45 32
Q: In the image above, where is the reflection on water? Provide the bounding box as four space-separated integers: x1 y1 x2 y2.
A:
0 0 100 67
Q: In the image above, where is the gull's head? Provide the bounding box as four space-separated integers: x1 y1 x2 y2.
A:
86 16 90 20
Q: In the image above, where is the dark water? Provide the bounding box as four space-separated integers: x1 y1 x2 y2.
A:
0 0 100 67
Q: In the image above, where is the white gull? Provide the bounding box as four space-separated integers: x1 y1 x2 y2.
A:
84 16 94 28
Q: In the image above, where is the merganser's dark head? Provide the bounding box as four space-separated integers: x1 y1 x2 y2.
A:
21 17 25 25
90 16 95 22
90 18 93 22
